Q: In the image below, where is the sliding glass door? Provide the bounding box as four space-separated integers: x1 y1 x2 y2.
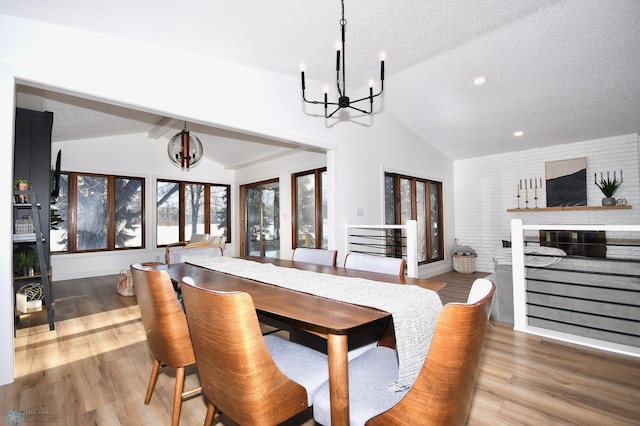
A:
241 179 280 257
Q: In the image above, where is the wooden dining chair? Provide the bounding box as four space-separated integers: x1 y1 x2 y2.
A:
179 277 330 426
292 247 338 266
344 252 406 276
313 278 496 426
130 263 201 426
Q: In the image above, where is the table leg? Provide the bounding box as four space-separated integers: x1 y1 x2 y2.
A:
327 333 349 426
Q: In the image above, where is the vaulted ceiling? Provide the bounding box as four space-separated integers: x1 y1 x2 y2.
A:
5 0 640 167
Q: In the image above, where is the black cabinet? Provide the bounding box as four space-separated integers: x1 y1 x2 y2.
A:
14 108 53 261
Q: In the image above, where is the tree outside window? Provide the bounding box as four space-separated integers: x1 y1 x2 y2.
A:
51 172 144 253
292 168 327 249
241 179 280 257
157 180 230 246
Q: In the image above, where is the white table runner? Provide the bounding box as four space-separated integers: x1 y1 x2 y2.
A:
181 255 442 391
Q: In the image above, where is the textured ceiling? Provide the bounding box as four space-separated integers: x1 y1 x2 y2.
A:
5 0 640 166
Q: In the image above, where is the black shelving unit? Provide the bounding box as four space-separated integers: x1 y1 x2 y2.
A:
13 190 54 331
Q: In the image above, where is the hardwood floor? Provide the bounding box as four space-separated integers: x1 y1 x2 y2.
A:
3 271 639 425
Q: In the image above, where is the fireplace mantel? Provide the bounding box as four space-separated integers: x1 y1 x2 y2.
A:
507 205 631 212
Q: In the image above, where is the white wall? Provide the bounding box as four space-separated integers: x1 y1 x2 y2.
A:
327 115 455 274
0 65 17 385
454 133 640 272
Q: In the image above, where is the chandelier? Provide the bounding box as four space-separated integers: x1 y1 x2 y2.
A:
167 122 203 170
301 0 385 118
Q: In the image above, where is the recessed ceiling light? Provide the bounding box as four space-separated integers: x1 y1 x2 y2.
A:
473 76 486 85
513 131 524 137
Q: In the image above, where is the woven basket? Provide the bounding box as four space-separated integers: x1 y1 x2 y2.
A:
453 254 476 274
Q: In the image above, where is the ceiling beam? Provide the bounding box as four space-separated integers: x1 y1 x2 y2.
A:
224 147 308 170
147 117 180 140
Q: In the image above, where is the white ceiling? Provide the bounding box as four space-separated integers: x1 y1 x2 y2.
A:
5 0 640 166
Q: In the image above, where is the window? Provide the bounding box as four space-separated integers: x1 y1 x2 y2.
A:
385 173 443 264
292 167 327 249
51 173 144 253
156 180 230 246
240 179 280 257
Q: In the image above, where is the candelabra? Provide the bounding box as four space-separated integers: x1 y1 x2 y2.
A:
517 178 543 209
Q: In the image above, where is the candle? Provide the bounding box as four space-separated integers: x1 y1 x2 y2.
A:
525 185 529 202
517 184 520 197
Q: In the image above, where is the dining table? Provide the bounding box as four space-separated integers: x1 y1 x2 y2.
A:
165 256 446 426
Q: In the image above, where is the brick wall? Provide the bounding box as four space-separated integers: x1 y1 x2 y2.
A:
454 133 640 272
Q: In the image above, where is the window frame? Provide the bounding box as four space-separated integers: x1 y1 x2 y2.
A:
291 167 327 249
156 179 231 247
239 178 280 257
385 172 444 264
51 171 145 254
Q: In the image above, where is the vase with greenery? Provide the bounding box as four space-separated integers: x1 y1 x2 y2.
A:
595 176 621 206
15 250 38 276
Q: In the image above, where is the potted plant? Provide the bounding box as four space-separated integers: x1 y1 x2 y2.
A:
15 250 37 276
14 178 31 203
595 176 621 206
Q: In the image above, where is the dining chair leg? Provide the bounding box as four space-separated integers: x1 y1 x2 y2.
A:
203 402 216 426
144 358 162 404
172 366 186 426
